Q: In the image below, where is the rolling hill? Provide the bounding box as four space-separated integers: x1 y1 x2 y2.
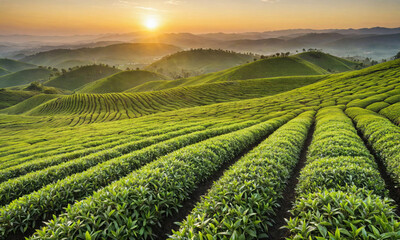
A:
0 58 36 72
21 43 182 67
45 64 121 91
0 67 9 76
0 89 37 109
76 70 169 93
130 55 328 92
0 68 55 88
145 49 255 77
0 94 61 114
296 51 359 72
8 75 323 121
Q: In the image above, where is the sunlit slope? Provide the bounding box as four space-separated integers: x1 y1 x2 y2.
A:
45 65 121 91
296 51 359 73
76 70 169 93
130 56 329 92
22 75 323 124
19 59 400 126
0 89 37 109
0 58 36 72
145 49 254 77
0 94 61 115
0 68 54 88
183 56 328 83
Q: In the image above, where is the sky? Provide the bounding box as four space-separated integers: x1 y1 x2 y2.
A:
0 0 400 35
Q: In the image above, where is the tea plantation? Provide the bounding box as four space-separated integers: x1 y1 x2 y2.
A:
0 59 400 239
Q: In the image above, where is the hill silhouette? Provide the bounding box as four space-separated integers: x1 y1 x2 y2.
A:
146 49 254 78
45 65 121 91
0 68 54 88
77 70 169 93
21 43 182 67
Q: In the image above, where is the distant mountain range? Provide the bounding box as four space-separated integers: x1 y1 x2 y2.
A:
1 27 399 62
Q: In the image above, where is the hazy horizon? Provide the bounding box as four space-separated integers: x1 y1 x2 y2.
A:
1 0 400 35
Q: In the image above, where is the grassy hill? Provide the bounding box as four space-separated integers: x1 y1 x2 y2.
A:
21 43 182 67
0 94 61 114
54 60 95 69
0 67 9 77
0 68 55 88
130 56 328 92
14 75 323 121
0 58 36 72
0 89 37 109
145 49 255 78
45 65 121 91
296 51 359 72
77 70 169 93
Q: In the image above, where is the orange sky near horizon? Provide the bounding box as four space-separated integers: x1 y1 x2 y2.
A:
0 0 400 35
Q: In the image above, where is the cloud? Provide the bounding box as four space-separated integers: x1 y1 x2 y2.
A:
261 0 281 2
135 6 161 12
165 0 183 5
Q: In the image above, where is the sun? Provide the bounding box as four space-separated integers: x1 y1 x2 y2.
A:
144 17 159 30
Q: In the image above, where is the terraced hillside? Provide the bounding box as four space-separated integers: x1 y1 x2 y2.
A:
44 64 121 91
77 70 169 93
129 54 340 92
0 59 400 239
146 49 255 77
3 75 324 125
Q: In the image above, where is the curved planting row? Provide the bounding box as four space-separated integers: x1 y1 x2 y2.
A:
28 113 295 239
285 107 400 239
0 117 275 238
169 111 314 239
347 107 400 188
0 123 220 206
0 120 214 179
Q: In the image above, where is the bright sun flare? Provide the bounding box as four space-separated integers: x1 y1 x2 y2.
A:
144 17 159 30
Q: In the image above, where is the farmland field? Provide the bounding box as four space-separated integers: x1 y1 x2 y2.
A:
0 57 399 239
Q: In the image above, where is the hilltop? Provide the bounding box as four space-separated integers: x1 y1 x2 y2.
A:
21 43 182 68
296 51 359 72
130 55 328 92
0 68 55 88
146 49 255 78
0 58 36 72
77 70 169 93
45 64 121 91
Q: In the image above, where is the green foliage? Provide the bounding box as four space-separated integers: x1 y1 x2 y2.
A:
286 107 394 239
170 111 314 239
29 114 292 239
347 107 400 187
287 189 400 239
